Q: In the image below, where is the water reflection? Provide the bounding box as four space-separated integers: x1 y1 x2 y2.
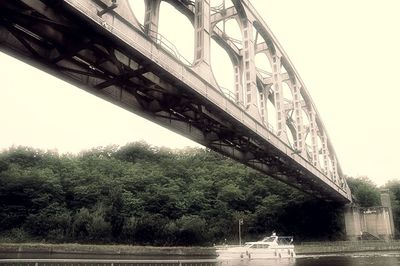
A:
220 258 294 266
1 253 400 266
295 255 400 266
220 255 400 266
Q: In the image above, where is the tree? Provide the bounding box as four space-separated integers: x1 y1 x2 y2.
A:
107 187 125 240
89 204 111 241
72 208 92 240
24 203 71 240
175 215 206 245
0 143 352 244
347 176 380 207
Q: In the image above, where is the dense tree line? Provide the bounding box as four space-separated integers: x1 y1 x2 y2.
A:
0 143 395 245
346 176 381 207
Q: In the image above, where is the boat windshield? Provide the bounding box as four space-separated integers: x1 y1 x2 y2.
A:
277 237 294 245
262 237 276 242
249 243 270 248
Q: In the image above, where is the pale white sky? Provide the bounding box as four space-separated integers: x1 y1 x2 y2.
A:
1 0 400 186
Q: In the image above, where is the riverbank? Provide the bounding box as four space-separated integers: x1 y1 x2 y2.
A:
0 243 215 257
2 240 400 257
296 240 400 255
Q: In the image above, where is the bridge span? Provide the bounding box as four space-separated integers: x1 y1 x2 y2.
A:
0 0 352 203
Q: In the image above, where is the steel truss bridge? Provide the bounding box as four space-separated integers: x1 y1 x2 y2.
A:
0 0 352 203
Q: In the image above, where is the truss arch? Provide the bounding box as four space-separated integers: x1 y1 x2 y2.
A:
210 38 235 99
210 6 260 115
0 0 351 202
255 49 273 78
128 0 145 26
158 1 194 64
286 121 296 150
252 21 277 56
211 15 242 61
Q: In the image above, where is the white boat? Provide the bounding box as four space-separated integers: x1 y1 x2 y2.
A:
216 233 296 260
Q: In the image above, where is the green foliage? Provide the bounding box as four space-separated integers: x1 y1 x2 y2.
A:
72 208 92 240
24 203 71 239
0 142 355 245
175 215 206 245
89 205 111 241
347 176 380 207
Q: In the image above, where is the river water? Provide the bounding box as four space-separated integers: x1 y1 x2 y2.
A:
285 255 400 266
230 255 400 266
212 254 400 266
1 253 400 266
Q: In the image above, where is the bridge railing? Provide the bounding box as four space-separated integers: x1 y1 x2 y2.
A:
219 87 237 104
70 1 192 67
146 28 192 66
219 87 276 135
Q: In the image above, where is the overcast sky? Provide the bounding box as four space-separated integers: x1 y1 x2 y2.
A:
1 0 400 186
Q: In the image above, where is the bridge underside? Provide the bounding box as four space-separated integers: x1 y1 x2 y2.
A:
0 0 351 203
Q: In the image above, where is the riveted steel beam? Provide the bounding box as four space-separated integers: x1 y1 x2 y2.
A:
0 0 351 203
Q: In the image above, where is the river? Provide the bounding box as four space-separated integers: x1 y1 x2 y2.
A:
212 254 400 265
284 255 400 266
1 253 400 266
230 255 400 265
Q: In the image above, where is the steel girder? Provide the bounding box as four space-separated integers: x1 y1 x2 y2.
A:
0 0 352 203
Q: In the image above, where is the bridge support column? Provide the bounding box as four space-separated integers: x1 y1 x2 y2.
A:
272 54 287 140
144 0 161 41
381 189 395 237
331 155 339 185
240 19 260 119
308 109 320 168
192 0 218 87
320 132 330 177
259 84 270 125
194 0 211 66
292 81 306 156
234 63 244 106
344 205 362 241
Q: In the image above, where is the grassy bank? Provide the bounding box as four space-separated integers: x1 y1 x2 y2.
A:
3 241 400 257
296 240 400 255
0 243 215 257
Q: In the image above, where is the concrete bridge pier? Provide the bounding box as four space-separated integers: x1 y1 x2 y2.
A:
345 189 394 240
